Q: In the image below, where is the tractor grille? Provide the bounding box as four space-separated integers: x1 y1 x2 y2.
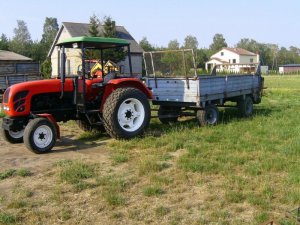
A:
13 90 29 112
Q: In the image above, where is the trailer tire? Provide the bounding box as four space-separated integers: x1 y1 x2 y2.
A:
1 129 24 143
197 105 219 126
238 96 253 117
102 88 150 139
158 106 180 124
24 118 57 154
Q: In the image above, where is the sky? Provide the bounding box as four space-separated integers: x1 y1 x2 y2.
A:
0 0 299 49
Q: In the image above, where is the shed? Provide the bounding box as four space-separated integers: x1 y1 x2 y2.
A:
279 64 300 74
48 22 144 77
0 51 40 92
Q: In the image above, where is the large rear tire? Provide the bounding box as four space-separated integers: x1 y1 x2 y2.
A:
197 105 219 126
1 129 24 143
24 118 57 154
158 106 180 124
102 88 151 139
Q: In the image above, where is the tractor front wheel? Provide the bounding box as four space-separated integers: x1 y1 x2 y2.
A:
1 129 24 143
24 118 57 154
103 88 151 139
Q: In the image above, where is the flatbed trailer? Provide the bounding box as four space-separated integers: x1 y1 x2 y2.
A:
144 50 264 125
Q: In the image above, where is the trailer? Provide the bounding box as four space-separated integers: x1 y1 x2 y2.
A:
144 50 264 125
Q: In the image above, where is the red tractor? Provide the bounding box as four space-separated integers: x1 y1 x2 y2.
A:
1 36 153 153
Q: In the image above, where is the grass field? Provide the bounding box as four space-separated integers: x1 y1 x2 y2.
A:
1 75 300 224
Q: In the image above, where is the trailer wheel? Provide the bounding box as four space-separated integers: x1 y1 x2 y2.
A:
238 96 253 117
1 129 24 143
103 88 150 139
158 106 180 124
197 105 219 126
24 118 57 154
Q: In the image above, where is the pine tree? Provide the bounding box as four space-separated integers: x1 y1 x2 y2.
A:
102 16 126 64
88 14 100 37
0 34 9 50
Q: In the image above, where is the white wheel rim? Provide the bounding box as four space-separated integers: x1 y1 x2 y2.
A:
9 129 24 139
117 98 145 132
33 125 53 148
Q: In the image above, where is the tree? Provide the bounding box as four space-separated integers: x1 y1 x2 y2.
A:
103 16 116 38
41 58 52 79
236 38 259 52
196 48 209 69
209 33 227 54
102 16 126 64
41 17 59 47
9 20 32 56
139 37 154 51
183 35 198 51
88 14 100 37
168 39 180 50
0 34 9 50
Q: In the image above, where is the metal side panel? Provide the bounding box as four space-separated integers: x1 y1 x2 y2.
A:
199 75 260 100
147 78 199 103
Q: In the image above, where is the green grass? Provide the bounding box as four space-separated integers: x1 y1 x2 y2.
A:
0 213 18 225
57 160 97 191
0 168 32 180
2 75 300 224
143 185 165 196
0 107 5 118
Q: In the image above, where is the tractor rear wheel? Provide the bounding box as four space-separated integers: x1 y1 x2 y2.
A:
24 118 57 154
1 129 24 143
102 88 151 139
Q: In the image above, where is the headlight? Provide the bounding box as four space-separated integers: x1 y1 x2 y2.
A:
3 106 10 111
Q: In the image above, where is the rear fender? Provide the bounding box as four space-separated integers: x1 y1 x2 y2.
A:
36 114 60 139
100 79 153 111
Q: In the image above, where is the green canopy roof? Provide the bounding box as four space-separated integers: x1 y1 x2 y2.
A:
56 36 129 49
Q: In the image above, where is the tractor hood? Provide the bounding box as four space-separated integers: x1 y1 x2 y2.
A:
2 79 74 117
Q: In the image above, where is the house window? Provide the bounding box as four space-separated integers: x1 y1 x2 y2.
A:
221 52 224 56
233 59 236 63
250 58 254 63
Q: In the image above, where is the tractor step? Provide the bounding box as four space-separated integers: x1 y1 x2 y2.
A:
86 110 100 114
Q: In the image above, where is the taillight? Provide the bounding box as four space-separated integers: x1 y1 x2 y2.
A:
13 90 29 112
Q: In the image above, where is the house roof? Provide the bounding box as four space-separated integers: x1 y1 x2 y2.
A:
0 50 32 61
210 57 228 63
48 22 143 57
57 36 130 48
279 64 300 67
224 47 257 56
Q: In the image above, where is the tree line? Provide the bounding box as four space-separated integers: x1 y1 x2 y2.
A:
1 17 300 78
139 34 300 72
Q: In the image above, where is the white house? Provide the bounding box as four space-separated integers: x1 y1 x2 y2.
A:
48 22 144 77
205 48 260 73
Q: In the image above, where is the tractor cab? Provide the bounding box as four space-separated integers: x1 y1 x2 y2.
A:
56 36 133 114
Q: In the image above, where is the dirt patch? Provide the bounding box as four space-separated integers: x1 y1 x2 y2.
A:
0 124 111 171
